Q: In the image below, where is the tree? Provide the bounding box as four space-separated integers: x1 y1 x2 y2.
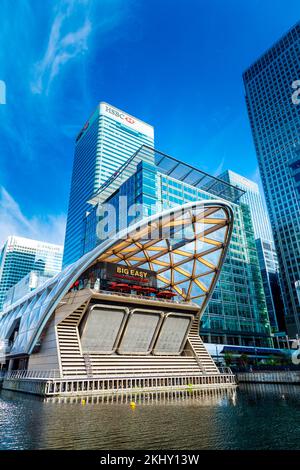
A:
224 352 233 367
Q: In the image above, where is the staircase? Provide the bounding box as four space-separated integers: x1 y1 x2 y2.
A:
56 302 88 377
188 320 219 374
56 300 219 379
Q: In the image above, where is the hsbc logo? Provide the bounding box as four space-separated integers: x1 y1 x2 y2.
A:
105 105 135 124
126 116 135 124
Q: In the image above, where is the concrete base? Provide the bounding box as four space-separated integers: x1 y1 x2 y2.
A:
2 373 236 397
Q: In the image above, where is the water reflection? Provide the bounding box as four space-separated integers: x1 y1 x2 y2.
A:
239 382 300 400
0 384 300 450
43 387 237 406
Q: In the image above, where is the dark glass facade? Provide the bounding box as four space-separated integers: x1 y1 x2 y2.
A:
243 22 300 336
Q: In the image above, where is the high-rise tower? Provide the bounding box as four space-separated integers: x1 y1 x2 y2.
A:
63 103 154 266
243 23 300 336
220 170 273 241
0 236 63 311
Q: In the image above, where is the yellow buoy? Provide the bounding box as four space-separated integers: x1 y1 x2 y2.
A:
130 401 136 409
81 399 86 405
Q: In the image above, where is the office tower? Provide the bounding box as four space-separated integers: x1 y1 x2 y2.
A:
220 170 273 241
243 22 300 336
296 280 300 307
255 238 285 332
63 102 154 267
289 145 300 204
220 170 285 331
87 146 272 347
0 236 63 311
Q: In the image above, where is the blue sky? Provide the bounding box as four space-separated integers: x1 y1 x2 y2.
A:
0 0 299 246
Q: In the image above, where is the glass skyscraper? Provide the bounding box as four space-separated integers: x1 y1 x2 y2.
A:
63 102 154 267
220 170 273 242
0 236 63 311
255 238 285 332
220 170 285 332
243 22 300 336
85 147 272 347
289 146 300 205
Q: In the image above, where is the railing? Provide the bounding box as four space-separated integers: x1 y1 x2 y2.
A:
76 288 199 307
3 366 233 381
2 364 234 382
231 364 300 373
218 366 234 375
4 369 60 380
44 373 236 396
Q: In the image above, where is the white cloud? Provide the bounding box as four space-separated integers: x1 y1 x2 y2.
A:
31 0 92 94
251 166 261 184
213 154 225 177
0 187 66 247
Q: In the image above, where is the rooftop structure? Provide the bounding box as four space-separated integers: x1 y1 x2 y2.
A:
88 146 245 207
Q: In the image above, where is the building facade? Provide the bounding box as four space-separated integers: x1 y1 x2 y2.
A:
63 102 154 267
3 270 55 311
243 22 300 336
0 236 63 311
0 201 236 396
255 238 285 332
220 170 285 332
289 146 300 204
220 170 273 241
84 147 272 347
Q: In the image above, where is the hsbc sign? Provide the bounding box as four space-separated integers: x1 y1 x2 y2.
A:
104 105 135 124
76 102 154 142
99 102 154 138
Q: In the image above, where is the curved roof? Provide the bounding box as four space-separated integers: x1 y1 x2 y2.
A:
0 200 233 357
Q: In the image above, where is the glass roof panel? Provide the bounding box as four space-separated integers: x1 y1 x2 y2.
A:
190 283 207 298
201 249 222 266
206 226 227 243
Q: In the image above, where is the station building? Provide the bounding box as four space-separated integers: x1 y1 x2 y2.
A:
0 201 235 396
85 146 272 349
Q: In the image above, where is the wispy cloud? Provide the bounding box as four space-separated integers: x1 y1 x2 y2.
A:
251 166 261 184
0 187 66 246
0 0 132 249
213 154 226 177
31 0 92 94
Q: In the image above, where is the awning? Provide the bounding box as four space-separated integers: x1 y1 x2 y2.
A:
221 345 284 356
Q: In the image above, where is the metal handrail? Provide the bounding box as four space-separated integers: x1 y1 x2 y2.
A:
218 366 234 375
4 369 60 380
85 288 199 307
2 367 236 381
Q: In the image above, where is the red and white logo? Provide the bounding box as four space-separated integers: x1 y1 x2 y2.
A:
125 116 135 124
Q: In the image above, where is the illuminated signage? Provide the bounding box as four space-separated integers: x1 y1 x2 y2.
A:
102 262 157 287
116 266 148 279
